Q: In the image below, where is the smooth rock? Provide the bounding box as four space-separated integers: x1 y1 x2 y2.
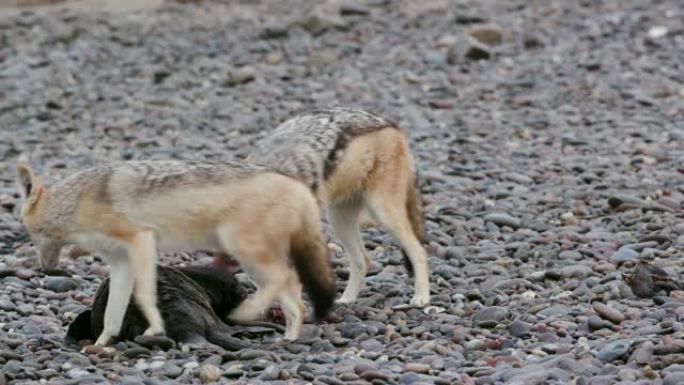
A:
259 365 280 381
226 66 256 86
44 277 79 292
593 303 625 324
404 363 430 374
561 264 593 279
340 0 371 15
162 364 183 379
483 213 521 229
468 24 503 46
199 364 221 384
509 320 532 338
121 347 151 360
474 306 510 327
537 304 572 318
597 340 631 362
134 335 175 350
612 248 638 264
301 7 347 35
630 341 654 365
0 299 16 311
663 372 684 385
588 315 611 331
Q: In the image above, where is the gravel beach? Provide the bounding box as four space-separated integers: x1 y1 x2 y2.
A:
1 0 683 384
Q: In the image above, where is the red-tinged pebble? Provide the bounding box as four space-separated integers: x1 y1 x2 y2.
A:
83 345 103 355
428 99 455 109
556 346 571 354
462 374 476 385
486 339 501 350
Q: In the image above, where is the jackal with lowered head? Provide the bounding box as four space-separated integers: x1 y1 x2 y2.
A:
243 107 431 307
15 160 335 345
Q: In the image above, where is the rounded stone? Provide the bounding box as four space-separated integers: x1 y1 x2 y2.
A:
121 347 151 360
483 213 521 229
597 340 630 362
133 335 175 350
199 364 221 384
44 277 79 292
474 306 510 328
593 303 625 324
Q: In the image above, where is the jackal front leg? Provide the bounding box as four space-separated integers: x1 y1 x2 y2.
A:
130 230 165 337
95 256 134 346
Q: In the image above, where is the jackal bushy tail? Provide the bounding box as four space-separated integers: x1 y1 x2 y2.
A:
406 169 425 243
402 169 425 276
290 213 336 320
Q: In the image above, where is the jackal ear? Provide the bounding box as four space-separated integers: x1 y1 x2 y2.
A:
16 162 43 203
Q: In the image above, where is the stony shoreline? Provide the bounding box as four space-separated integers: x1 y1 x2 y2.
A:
1 0 683 384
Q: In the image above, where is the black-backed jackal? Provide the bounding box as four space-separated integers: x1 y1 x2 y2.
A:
15 160 335 345
243 107 431 307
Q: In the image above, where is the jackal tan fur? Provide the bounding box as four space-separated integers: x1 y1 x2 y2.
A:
15 160 335 345
245 107 430 307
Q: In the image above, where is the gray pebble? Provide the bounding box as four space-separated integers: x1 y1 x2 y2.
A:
537 304 572 318
474 306 510 328
121 347 151 360
483 213 521 229
597 340 631 362
509 320 532 338
611 247 638 264
0 299 16 311
561 264 593 279
161 364 183 379
134 335 175 351
663 372 684 385
593 303 625 324
44 277 79 292
16 303 34 316
259 365 280 381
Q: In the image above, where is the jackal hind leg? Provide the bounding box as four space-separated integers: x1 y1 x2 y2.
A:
276 272 305 341
129 230 165 337
365 190 430 307
329 201 369 304
216 223 289 328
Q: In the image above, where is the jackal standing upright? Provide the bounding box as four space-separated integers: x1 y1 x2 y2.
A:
15 160 335 345
245 107 430 307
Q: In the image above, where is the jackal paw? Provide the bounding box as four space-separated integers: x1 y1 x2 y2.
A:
143 326 166 337
335 294 358 305
279 332 299 342
410 295 430 308
94 331 114 347
335 298 353 305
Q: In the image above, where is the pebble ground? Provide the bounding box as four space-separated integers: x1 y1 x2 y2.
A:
0 0 683 384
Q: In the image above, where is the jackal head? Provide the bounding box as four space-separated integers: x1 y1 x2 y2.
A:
15 162 66 269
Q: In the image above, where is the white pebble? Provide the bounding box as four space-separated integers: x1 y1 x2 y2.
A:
648 26 668 38
134 360 149 371
423 306 446 315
